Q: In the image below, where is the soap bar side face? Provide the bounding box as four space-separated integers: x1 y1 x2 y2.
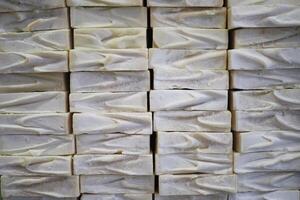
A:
229 191 300 200
148 0 223 7
81 194 152 200
0 0 66 12
228 0 300 6
155 194 228 200
67 0 143 6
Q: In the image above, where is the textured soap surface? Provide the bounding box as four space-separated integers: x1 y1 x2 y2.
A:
81 194 152 200
67 0 143 6
228 0 300 6
229 191 300 200
0 0 66 12
2 197 77 200
148 0 223 7
155 194 228 200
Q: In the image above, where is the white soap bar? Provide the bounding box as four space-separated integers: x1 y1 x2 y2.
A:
1 176 80 198
154 69 229 90
153 28 228 49
228 48 300 70
233 111 300 131
157 132 232 154
81 194 152 200
150 90 228 111
80 175 154 194
0 30 70 52
67 0 143 6
148 0 223 7
228 0 300 6
231 89 300 111
159 174 237 195
76 134 150 154
74 28 146 49
70 49 148 72
0 0 65 12
70 92 147 113
0 156 71 176
236 131 300 153
229 191 300 200
231 69 300 89
2 198 77 200
154 111 231 132
151 8 226 28
0 92 67 113
73 112 152 135
71 71 150 92
233 28 300 49
149 49 227 70
0 134 74 156
155 194 228 200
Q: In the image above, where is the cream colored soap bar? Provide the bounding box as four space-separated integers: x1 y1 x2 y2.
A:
74 28 146 49
81 194 152 200
156 194 228 200
148 0 223 7
70 92 147 113
159 174 237 195
73 112 152 135
153 28 228 49
70 49 148 72
154 111 231 132
81 175 154 194
71 71 150 92
149 49 227 70
0 30 70 52
228 0 300 6
0 0 65 12
150 90 228 111
1 176 80 198
0 156 71 176
67 0 143 6
229 191 300 200
76 134 150 154
151 8 226 28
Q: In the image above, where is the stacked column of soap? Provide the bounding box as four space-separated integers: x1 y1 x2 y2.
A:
148 0 236 199
228 0 300 199
68 0 154 199
0 0 80 199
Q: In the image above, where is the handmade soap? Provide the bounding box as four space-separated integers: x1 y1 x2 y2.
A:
81 194 152 200
155 194 228 200
228 0 300 6
148 0 223 7
2 197 77 200
67 0 143 6
229 191 300 200
0 0 66 12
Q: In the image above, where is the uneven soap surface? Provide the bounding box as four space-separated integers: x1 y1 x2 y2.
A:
148 0 223 7
229 190 300 200
155 194 228 200
0 0 66 12
67 0 143 6
81 194 152 200
228 0 300 6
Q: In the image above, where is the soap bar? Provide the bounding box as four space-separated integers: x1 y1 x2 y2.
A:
229 191 300 200
233 28 300 49
150 90 228 111
228 48 300 70
76 134 150 154
0 0 66 12
149 49 227 70
73 112 152 135
228 0 300 6
155 194 228 200
70 49 148 72
154 69 229 90
153 28 228 49
71 71 150 92
154 111 231 132
74 155 153 175
80 175 154 194
2 197 77 200
157 132 232 154
0 30 70 52
231 89 300 110
81 194 152 200
1 176 80 198
233 111 300 131
159 174 237 195
151 8 226 28
67 0 143 6
74 28 146 49
148 0 223 7
0 156 71 176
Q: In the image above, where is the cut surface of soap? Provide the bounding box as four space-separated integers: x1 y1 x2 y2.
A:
81 194 152 200
229 190 300 200
148 0 223 7
228 0 300 6
155 194 228 200
67 0 143 6
2 197 77 200
0 0 66 12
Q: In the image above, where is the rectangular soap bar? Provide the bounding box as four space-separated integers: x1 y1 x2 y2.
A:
70 92 147 112
148 0 223 7
76 134 150 154
149 49 227 70
159 174 237 195
0 0 66 12
71 71 150 92
154 111 231 132
0 156 71 176
0 30 70 52
1 176 80 198
229 191 300 200
70 49 148 72
151 8 226 28
0 134 74 156
153 28 228 49
2 197 77 200
81 194 152 200
80 175 154 194
150 90 228 111
156 194 228 200
228 0 300 6
67 0 143 6
74 28 146 49
73 112 152 135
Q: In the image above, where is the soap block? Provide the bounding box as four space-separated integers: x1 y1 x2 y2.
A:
148 0 223 7
229 191 300 200
153 28 228 49
71 71 150 92
0 134 74 156
1 197 77 200
70 49 148 72
155 194 228 200
0 156 71 176
1 176 80 198
73 112 152 135
151 7 226 28
228 0 300 6
81 194 152 200
76 134 150 154
0 30 70 52
0 0 66 12
154 111 231 132
67 0 143 6
70 92 147 112
150 90 228 111
74 28 146 49
80 175 154 194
